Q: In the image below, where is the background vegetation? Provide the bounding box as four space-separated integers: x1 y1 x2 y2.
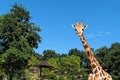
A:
0 3 120 80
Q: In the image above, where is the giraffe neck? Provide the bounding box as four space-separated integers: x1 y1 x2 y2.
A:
78 34 102 73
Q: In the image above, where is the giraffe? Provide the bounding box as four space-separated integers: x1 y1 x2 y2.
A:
72 21 112 80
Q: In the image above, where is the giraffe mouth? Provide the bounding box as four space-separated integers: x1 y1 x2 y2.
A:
77 31 81 34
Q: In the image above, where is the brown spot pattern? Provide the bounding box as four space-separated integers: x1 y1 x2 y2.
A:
84 44 89 49
94 68 98 73
95 73 99 78
86 50 91 57
91 63 96 68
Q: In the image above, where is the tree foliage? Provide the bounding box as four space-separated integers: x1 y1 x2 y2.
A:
44 55 88 80
42 50 59 61
0 47 28 80
0 3 41 80
0 4 41 52
95 43 120 79
68 48 88 68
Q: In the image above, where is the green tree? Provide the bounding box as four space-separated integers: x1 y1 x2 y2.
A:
95 46 109 68
68 48 87 68
42 50 59 61
60 53 68 58
45 55 88 80
0 4 41 52
0 3 41 79
68 48 81 56
95 43 120 79
107 43 120 79
0 47 28 80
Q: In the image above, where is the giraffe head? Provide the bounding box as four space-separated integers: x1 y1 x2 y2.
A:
72 21 88 36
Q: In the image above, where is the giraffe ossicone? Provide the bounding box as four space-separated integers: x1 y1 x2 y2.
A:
72 21 112 80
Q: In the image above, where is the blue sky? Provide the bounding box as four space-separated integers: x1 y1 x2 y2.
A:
0 0 120 54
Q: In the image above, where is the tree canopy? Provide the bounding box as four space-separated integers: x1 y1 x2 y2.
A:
0 4 41 52
95 43 120 79
0 3 41 80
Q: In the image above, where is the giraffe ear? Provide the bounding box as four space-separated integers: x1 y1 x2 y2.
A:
84 25 88 29
72 24 76 29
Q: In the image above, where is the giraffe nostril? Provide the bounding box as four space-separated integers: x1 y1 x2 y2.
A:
75 29 77 31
